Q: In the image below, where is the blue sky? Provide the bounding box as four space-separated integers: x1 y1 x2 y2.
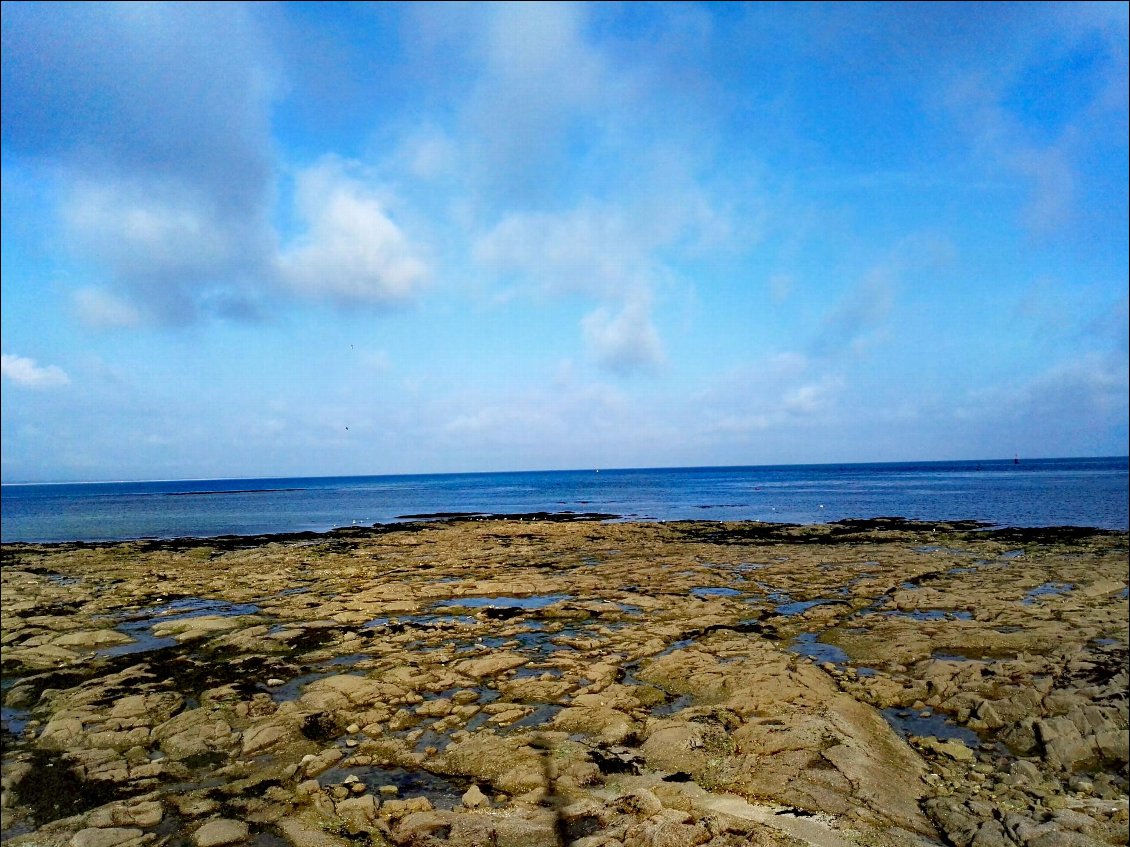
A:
2 1 1127 483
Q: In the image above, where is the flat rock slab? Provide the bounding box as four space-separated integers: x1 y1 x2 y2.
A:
192 819 249 847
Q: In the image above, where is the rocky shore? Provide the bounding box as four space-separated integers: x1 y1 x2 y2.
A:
1 517 1126 847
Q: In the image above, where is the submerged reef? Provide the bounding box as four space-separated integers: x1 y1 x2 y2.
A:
1 517 1127 847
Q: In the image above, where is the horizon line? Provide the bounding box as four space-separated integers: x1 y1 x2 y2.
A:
3 454 1126 487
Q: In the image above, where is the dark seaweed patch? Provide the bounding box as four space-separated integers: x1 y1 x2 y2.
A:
11 750 128 826
590 748 641 775
563 814 602 839
289 626 348 652
301 711 342 742
181 750 229 770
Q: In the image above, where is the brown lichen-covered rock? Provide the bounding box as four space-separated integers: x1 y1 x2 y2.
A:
191 819 249 847
3 518 1126 847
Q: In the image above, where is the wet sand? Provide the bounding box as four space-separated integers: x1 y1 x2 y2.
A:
1 517 1127 847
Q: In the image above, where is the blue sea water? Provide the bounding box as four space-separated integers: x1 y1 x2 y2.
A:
1 457 1126 543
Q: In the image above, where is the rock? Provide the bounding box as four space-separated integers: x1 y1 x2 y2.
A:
303 747 344 778
381 797 433 819
70 828 146 847
1028 832 1111 847
192 819 249 847
415 698 453 718
152 616 251 641
276 816 354 847
453 652 528 678
623 816 711 847
86 801 163 829
1036 717 1094 770
917 736 976 763
53 630 134 649
335 795 378 829
969 819 1012 847
551 705 637 744
613 789 663 817
241 721 296 755
447 809 560 847
461 784 489 809
394 810 453 842
153 709 234 760
39 717 86 749
170 796 221 819
301 675 389 707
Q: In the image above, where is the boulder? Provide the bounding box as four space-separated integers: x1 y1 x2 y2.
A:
192 819 249 847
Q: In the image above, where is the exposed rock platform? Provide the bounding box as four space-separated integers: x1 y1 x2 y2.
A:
2 517 1126 847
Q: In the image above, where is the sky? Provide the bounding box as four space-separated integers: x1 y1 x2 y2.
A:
1 1 1128 483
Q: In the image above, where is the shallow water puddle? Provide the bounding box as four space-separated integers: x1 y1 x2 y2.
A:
650 693 694 717
931 645 1017 661
43 573 82 586
881 707 983 747
365 613 479 630
318 765 471 809
735 562 769 573
1022 582 1074 604
98 597 264 657
432 594 572 611
1 704 31 737
134 597 262 620
265 653 369 702
98 618 179 658
787 632 851 665
504 703 563 730
880 609 973 621
690 586 743 599
775 599 835 616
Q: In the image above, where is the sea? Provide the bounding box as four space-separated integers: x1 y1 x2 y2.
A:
1 457 1127 544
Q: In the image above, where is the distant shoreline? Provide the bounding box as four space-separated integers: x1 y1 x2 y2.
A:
2 514 1123 551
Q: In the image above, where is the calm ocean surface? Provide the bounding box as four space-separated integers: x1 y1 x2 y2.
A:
2 457 1127 543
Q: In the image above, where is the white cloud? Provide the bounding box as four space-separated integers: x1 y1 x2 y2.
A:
782 378 840 415
581 295 664 372
63 180 270 322
693 352 846 437
1 354 71 389
5 2 278 324
278 158 429 306
72 288 142 329
474 203 649 299
465 2 607 202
